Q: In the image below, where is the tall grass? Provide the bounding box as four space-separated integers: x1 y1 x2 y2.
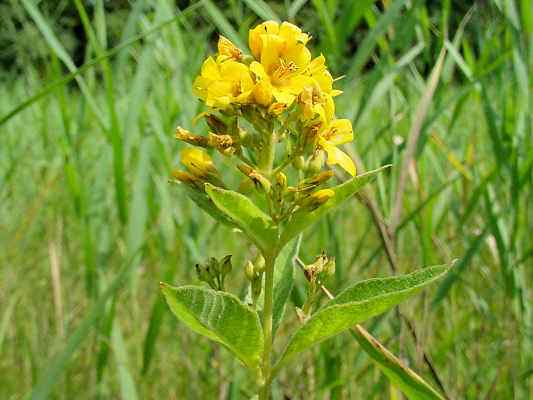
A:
0 0 530 398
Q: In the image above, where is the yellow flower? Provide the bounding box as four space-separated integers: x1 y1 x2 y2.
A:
193 57 254 108
217 35 242 62
248 21 313 106
298 83 335 124
317 119 356 176
301 188 335 211
306 55 342 97
250 61 310 106
180 148 217 178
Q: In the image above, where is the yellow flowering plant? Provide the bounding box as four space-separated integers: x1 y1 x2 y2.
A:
161 21 450 399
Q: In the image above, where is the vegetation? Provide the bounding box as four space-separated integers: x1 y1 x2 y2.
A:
0 1 530 399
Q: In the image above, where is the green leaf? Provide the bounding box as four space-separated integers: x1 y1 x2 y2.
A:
178 184 234 226
279 166 390 247
351 326 444 400
242 0 280 22
160 284 263 371
275 265 449 370
272 239 298 335
205 183 277 251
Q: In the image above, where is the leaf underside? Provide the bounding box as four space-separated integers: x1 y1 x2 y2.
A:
161 284 263 371
204 183 277 251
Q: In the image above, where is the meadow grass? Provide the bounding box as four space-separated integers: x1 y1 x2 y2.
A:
0 1 531 399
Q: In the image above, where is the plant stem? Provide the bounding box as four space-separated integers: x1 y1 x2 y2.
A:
260 253 275 400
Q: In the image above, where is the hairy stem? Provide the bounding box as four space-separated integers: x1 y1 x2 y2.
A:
260 253 276 400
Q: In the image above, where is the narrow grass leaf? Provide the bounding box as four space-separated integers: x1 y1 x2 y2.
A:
201 0 246 50
351 326 444 399
242 0 280 22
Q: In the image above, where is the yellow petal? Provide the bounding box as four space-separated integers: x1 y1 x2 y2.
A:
181 148 216 177
201 57 220 79
218 35 242 60
249 21 279 59
260 34 284 73
253 81 273 106
321 140 356 176
272 87 295 106
327 119 353 145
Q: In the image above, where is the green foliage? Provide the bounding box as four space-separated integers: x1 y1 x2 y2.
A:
276 265 449 370
279 166 390 246
160 284 263 371
0 0 530 398
351 326 444 400
205 183 278 252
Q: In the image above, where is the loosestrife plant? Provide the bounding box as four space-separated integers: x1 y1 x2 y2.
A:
162 21 449 399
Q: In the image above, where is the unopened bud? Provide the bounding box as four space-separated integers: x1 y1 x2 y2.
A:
275 172 288 190
207 133 236 156
300 189 335 211
300 170 334 191
180 148 217 178
176 127 209 147
255 255 266 273
196 263 211 284
268 102 287 115
220 255 232 275
217 35 242 61
171 169 203 190
238 164 271 193
293 155 306 170
205 114 227 134
323 257 336 277
307 151 325 174
245 260 255 281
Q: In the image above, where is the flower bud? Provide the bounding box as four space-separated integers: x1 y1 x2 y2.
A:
307 151 325 174
180 148 217 178
292 155 306 170
217 35 242 61
275 172 288 190
207 133 236 156
176 127 209 147
205 114 227 134
220 255 232 275
300 189 334 211
323 256 336 277
237 164 271 194
254 254 265 273
195 263 211 283
245 260 255 281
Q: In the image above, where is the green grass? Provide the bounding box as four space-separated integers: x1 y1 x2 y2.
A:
0 0 531 399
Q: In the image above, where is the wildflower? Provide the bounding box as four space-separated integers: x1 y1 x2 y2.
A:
300 188 335 211
181 148 217 178
217 35 242 62
176 126 209 147
248 21 313 106
193 57 254 108
317 119 356 176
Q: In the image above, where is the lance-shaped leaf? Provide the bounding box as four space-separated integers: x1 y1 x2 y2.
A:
179 184 234 226
279 165 390 247
160 284 263 371
351 326 444 400
275 265 449 371
205 183 277 251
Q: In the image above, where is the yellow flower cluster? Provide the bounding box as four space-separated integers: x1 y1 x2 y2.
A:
192 21 355 176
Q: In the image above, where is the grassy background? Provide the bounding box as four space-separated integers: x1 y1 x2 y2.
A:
0 0 531 399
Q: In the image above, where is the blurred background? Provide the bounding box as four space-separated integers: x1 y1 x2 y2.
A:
0 0 531 399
